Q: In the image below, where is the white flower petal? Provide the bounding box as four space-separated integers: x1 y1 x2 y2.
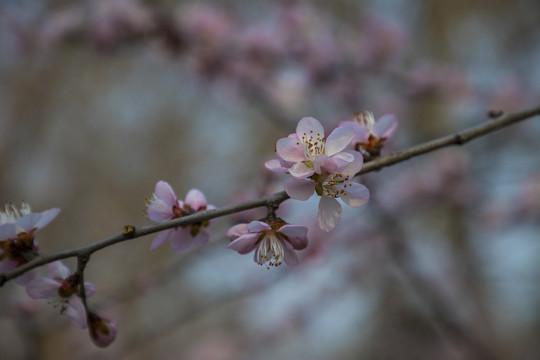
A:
317 197 342 232
326 126 355 156
227 233 260 254
33 208 61 230
226 223 248 238
373 114 398 139
26 277 62 299
265 159 289 173
276 138 305 162
285 177 315 201
341 183 370 207
289 162 315 178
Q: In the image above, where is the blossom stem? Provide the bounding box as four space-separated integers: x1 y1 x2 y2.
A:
76 253 91 324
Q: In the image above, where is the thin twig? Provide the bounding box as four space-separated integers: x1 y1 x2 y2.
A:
1 104 539 286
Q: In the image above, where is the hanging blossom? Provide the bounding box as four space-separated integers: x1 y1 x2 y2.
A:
265 117 357 178
341 110 398 159
88 312 117 348
26 261 96 329
0 202 60 285
226 219 308 268
265 117 370 231
146 181 215 252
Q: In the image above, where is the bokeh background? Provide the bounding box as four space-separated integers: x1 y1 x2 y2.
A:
1 0 540 359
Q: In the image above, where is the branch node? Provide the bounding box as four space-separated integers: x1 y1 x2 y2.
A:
123 225 136 238
454 133 467 145
487 109 504 118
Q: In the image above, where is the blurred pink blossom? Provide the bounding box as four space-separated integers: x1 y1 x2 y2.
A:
26 261 96 329
146 181 215 252
88 312 117 347
0 202 60 285
341 110 398 158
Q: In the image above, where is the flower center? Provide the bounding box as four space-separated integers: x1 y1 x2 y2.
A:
313 172 352 198
255 231 284 269
298 130 325 162
0 202 32 225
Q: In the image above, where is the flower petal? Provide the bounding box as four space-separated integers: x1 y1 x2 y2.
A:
246 221 271 233
147 199 173 222
340 151 364 177
15 268 36 286
317 197 342 232
330 151 355 168
279 225 308 250
285 177 315 201
33 208 61 230
170 228 194 253
84 281 97 298
289 162 315 178
341 183 370 208
282 241 299 266
16 213 41 233
149 229 171 250
276 138 305 162
47 261 71 279
313 155 338 174
67 296 88 329
154 181 178 207
296 117 324 140
226 223 248 238
0 223 16 240
185 189 208 211
192 229 210 247
26 277 61 299
265 159 289 173
373 114 398 139
325 126 355 156
227 233 260 254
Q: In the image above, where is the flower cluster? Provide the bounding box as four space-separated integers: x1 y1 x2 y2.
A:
145 181 215 252
0 202 117 347
265 117 373 231
0 111 397 349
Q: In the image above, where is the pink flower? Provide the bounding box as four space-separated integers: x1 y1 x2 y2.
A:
226 219 308 268
341 111 398 158
26 261 96 329
88 312 117 348
285 152 369 232
265 117 356 178
146 181 215 252
0 202 60 285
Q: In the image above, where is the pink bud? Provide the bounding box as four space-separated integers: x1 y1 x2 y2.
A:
88 312 117 348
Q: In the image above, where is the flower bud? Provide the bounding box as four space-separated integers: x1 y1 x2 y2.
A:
88 312 117 348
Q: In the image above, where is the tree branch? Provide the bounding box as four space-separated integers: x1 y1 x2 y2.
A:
1 104 539 286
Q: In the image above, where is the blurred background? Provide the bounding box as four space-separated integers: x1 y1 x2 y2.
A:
1 0 540 359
